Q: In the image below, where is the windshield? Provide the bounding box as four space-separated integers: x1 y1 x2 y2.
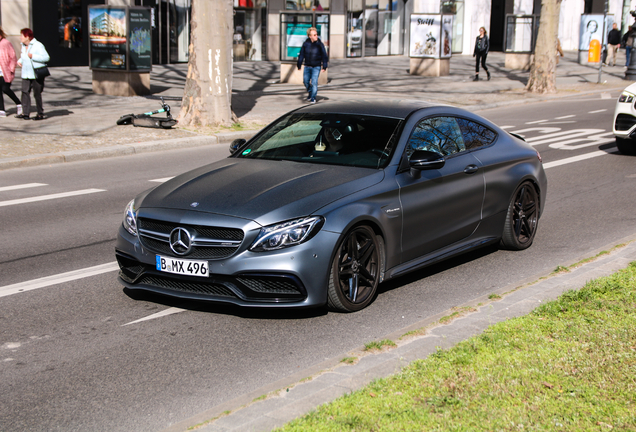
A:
234 113 402 169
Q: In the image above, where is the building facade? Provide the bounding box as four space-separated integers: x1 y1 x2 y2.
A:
0 0 634 67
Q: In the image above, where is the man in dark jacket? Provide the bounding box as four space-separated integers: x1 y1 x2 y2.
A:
297 27 328 104
606 23 621 66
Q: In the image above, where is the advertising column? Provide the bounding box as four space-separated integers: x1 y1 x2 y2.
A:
89 6 153 96
409 14 452 76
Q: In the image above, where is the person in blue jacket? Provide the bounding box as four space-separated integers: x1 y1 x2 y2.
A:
297 27 328 104
16 28 50 120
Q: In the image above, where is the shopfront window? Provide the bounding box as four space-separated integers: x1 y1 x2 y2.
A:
234 0 267 60
280 13 329 61
347 0 402 57
441 0 463 53
58 0 82 48
286 0 330 11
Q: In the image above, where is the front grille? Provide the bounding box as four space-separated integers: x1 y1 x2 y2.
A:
137 217 244 260
116 253 307 302
615 113 636 131
137 275 237 297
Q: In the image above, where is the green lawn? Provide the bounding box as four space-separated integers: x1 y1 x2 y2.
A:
277 262 636 431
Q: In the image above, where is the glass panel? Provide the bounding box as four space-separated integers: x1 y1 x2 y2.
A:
408 117 465 157
316 14 330 51
286 0 329 11
234 1 267 61
280 14 313 61
456 118 497 149
505 16 533 52
235 113 401 169
347 6 364 57
58 0 83 48
441 0 463 53
169 0 190 63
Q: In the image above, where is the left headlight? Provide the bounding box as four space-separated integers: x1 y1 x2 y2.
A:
250 216 324 252
123 199 138 236
619 92 634 103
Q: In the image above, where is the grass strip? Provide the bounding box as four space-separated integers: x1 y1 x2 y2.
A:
277 262 636 431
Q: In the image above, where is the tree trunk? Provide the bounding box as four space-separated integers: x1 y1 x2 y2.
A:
526 0 562 94
178 0 234 127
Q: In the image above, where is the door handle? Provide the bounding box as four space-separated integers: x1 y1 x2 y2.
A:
463 165 479 174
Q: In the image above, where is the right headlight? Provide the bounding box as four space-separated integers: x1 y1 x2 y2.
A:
618 92 634 103
250 216 324 252
123 199 138 236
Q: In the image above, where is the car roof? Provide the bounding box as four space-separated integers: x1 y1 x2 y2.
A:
295 99 441 119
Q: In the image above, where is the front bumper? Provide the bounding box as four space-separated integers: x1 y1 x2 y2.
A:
115 223 338 308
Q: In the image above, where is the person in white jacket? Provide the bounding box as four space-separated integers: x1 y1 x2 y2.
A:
16 28 50 120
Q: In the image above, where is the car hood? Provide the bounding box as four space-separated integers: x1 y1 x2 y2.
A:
139 158 385 225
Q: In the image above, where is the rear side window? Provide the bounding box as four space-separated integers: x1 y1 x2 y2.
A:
456 118 497 150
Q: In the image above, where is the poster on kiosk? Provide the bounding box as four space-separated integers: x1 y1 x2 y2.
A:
410 14 452 59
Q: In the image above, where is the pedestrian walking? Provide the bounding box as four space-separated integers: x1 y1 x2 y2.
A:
606 23 621 66
473 27 490 81
0 26 22 118
623 26 635 67
297 27 328 104
16 28 50 120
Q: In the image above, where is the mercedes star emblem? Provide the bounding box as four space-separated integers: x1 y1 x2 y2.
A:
190 202 199 208
169 227 192 255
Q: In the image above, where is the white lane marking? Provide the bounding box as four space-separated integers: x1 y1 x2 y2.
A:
589 109 607 113
0 262 119 298
543 148 618 169
549 132 615 150
554 115 576 120
499 125 515 129
525 129 605 146
525 119 548 124
601 92 612 99
508 127 561 138
149 177 174 183
0 188 105 207
122 308 186 326
0 183 48 192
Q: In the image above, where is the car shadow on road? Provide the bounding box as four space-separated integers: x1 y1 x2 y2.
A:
377 244 500 295
123 288 329 320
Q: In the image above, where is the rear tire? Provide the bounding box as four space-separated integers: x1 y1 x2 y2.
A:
327 226 380 312
500 181 539 250
616 137 636 155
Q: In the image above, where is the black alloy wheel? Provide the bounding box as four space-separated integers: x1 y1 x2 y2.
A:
500 182 539 250
327 226 381 312
616 137 636 155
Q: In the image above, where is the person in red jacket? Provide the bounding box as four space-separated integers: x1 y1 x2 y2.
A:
0 26 22 117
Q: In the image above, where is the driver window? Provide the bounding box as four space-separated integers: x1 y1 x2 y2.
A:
407 117 466 158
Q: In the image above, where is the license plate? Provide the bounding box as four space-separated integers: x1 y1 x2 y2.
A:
156 255 209 277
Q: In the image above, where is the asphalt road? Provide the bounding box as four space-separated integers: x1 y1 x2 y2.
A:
1 93 635 431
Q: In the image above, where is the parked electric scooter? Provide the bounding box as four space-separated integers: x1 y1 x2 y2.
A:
116 97 178 129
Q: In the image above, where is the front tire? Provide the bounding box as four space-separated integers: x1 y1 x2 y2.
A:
616 137 636 155
327 226 380 312
500 181 539 250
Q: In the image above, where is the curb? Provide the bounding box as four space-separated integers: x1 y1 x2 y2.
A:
0 84 625 171
162 235 636 432
0 131 258 171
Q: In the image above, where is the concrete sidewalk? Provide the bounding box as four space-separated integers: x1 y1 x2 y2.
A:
0 50 630 170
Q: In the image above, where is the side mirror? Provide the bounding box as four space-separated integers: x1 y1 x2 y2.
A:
229 138 247 155
409 150 445 170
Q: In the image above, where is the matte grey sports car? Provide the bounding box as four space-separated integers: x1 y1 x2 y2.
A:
116 100 547 312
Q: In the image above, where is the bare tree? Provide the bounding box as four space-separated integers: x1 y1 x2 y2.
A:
526 0 563 94
178 0 235 126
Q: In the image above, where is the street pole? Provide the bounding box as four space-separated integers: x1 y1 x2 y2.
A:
598 0 608 84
